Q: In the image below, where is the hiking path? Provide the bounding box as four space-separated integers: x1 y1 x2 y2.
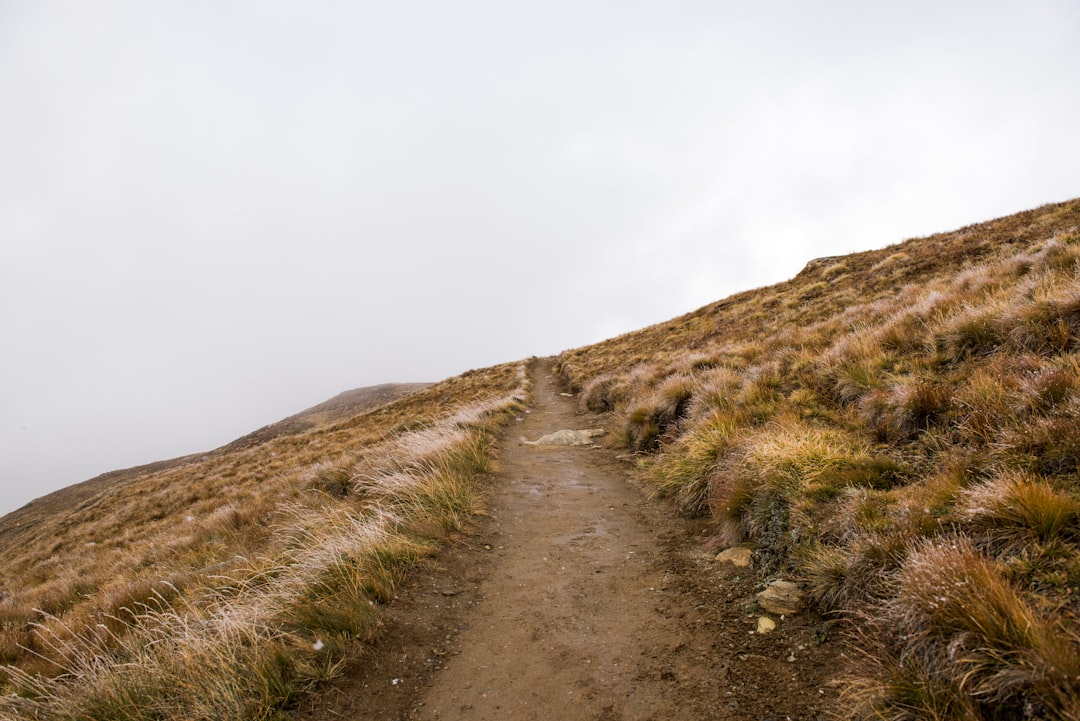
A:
295 359 840 720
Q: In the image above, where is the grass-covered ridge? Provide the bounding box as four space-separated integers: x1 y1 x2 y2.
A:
556 198 1080 720
0 363 528 719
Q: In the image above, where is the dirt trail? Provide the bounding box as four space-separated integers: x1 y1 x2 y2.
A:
295 360 841 720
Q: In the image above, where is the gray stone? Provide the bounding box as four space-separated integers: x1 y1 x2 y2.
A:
756 580 804 616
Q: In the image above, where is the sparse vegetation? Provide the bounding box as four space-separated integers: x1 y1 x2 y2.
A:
556 198 1080 720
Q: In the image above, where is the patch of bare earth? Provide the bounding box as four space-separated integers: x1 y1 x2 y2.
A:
294 360 842 721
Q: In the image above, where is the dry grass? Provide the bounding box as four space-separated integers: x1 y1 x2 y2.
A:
555 198 1080 719
646 413 741 517
804 529 908 614
622 374 695 452
958 471 1080 553
0 361 529 719
5 196 1080 719
709 419 899 572
855 538 1080 720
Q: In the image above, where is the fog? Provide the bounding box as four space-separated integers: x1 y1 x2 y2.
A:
2 1 1079 517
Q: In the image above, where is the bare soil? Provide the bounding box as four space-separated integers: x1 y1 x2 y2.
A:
293 359 843 721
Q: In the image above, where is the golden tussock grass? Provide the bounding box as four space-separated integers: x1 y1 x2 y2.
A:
556 198 1080 719
958 471 1080 553
646 413 742 517
4 197 1080 719
855 537 1080 720
0 361 529 719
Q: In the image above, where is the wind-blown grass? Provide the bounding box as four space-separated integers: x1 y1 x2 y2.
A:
0 362 529 720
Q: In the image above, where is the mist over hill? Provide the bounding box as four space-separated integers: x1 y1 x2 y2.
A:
3 198 1080 720
0 383 429 532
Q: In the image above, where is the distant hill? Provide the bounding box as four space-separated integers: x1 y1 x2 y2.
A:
215 383 432 454
0 382 429 546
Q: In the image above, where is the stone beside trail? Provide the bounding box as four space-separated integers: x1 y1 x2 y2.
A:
715 546 753 568
756 580 806 617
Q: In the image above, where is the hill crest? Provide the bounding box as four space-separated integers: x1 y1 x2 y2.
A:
3 197 1080 720
0 382 429 539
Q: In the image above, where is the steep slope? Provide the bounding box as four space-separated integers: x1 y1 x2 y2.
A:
555 198 1080 720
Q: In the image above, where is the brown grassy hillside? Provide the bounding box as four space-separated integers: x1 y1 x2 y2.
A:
4 197 1079 720
555 198 1080 720
0 369 526 719
0 383 429 547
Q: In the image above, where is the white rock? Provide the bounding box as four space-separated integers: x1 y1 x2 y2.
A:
756 616 777 634
522 429 607 446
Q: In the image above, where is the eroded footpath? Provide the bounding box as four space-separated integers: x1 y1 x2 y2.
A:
295 360 840 720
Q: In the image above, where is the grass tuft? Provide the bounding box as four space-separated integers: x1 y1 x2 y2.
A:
958 471 1080 553
622 375 695 453
804 530 908 614
709 420 884 570
852 537 1080 719
647 414 740 516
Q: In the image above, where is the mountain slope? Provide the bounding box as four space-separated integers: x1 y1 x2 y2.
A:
216 383 432 454
555 197 1080 720
3 197 1079 720
0 367 526 718
0 383 430 545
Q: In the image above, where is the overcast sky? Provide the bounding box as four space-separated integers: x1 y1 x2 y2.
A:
1 1 1078 518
